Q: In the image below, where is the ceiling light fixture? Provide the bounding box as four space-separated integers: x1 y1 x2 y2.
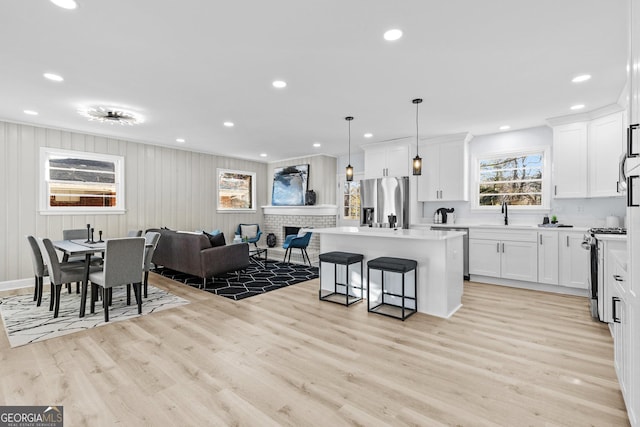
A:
78 106 144 125
384 29 403 41
313 143 321 148
50 0 77 10
364 133 373 138
345 116 354 182
570 104 585 110
176 138 185 143
272 80 287 88
43 73 64 82
223 121 234 127
499 125 510 131
572 74 591 83
412 98 423 176
260 153 268 157
24 110 38 116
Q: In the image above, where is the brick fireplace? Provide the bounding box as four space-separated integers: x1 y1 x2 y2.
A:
262 205 337 265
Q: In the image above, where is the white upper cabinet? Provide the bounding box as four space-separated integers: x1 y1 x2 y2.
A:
417 133 470 202
552 110 625 199
363 142 409 179
553 122 588 198
588 112 625 197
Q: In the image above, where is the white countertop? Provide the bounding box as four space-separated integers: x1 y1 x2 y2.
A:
307 226 465 241
424 223 591 232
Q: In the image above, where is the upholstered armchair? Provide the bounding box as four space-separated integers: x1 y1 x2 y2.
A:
282 231 312 266
235 224 262 248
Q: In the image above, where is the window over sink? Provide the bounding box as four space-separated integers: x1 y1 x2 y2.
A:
472 147 550 210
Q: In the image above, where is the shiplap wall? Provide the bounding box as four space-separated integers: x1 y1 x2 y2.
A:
267 155 337 205
0 120 268 283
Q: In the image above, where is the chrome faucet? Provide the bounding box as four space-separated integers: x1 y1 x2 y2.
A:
501 201 508 225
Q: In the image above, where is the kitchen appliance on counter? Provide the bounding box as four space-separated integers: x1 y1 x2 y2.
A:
582 227 627 322
360 176 409 229
434 207 455 224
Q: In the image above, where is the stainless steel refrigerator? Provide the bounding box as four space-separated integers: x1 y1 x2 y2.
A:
360 176 409 229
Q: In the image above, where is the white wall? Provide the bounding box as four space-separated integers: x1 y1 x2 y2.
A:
420 126 626 226
0 120 268 283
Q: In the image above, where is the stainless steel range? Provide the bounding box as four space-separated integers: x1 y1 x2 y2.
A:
582 227 627 322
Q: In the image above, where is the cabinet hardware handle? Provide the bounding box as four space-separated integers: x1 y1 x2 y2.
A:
554 185 557 196
539 235 542 245
496 243 500 253
613 274 624 282
612 297 621 323
628 175 639 207
628 124 639 157
501 243 505 253
566 236 569 247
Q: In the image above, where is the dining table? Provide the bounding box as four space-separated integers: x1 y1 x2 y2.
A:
53 239 106 318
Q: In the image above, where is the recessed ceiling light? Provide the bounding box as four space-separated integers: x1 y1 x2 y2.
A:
176 138 185 143
364 133 373 138
499 125 510 131
223 121 234 127
50 0 77 10
313 143 321 148
383 29 403 41
572 74 591 83
570 104 585 110
24 110 38 116
272 80 287 89
259 153 267 157
43 73 64 82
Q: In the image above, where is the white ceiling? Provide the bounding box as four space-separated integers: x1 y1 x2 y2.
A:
0 0 629 162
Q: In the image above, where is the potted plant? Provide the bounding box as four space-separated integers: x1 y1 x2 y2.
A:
551 215 558 224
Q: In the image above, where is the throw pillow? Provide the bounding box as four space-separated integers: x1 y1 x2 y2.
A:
240 224 258 239
204 231 226 247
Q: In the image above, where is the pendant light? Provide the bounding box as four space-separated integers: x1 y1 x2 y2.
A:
412 98 423 176
345 116 354 181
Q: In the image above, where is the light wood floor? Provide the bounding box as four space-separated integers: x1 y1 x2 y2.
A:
0 275 629 426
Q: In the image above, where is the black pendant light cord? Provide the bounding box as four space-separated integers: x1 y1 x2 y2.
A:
413 98 422 154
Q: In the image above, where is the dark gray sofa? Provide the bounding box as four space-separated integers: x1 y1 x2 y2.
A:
150 229 250 288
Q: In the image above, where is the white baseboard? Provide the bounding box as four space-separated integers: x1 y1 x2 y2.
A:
0 278 36 292
469 275 589 297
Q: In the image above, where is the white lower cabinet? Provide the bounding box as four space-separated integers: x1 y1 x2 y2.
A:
538 231 559 285
558 231 590 289
469 229 538 282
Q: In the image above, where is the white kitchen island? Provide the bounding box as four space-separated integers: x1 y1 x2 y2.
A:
310 226 465 318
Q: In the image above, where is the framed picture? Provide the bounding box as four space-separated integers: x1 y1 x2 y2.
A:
217 169 256 211
272 164 309 206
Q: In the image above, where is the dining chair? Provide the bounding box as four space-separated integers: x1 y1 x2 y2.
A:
142 231 161 297
128 230 143 237
282 230 313 266
40 238 100 318
26 235 49 307
89 237 145 322
62 228 104 267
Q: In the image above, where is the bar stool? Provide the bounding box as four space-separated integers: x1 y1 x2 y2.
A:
318 251 364 306
367 256 417 320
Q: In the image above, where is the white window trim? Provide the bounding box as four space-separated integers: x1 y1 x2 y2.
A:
39 147 126 215
470 145 551 212
216 168 257 213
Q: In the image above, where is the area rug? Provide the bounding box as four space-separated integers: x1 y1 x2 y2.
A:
0 285 189 348
155 261 319 301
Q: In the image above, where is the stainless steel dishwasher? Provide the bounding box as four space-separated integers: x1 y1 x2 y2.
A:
431 226 469 280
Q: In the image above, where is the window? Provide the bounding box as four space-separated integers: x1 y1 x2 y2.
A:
473 148 549 209
343 180 361 220
40 148 125 214
217 169 256 212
